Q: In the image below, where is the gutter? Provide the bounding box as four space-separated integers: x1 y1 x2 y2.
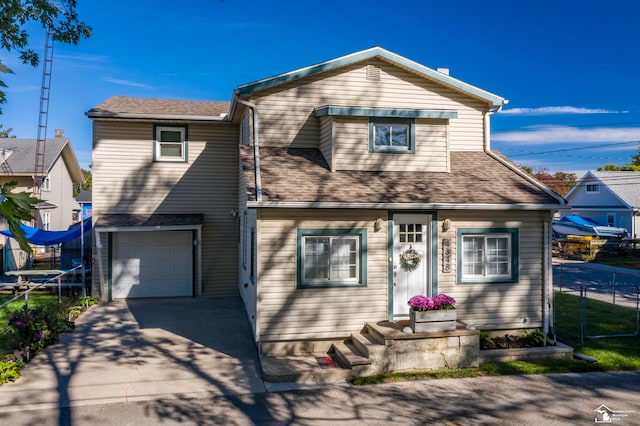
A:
85 112 227 121
245 201 566 210
233 96 263 202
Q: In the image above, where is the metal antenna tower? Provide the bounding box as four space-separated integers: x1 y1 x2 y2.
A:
33 29 55 196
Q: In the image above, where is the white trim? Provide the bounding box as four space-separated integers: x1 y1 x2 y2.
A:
155 126 186 162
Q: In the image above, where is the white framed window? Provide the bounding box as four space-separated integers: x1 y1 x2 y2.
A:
154 125 187 162
42 174 51 191
369 118 415 153
585 183 599 193
607 213 616 227
458 228 519 283
42 212 51 231
297 228 367 288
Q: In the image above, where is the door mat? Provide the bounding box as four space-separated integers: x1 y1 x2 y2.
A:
316 356 337 369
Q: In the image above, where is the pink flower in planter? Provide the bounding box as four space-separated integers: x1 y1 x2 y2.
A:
408 294 456 311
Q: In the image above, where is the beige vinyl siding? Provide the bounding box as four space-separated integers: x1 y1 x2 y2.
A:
256 209 388 341
92 120 240 297
436 210 546 330
332 117 449 172
318 116 334 170
249 58 489 153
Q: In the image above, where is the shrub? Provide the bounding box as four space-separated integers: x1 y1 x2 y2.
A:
0 360 24 383
7 304 74 354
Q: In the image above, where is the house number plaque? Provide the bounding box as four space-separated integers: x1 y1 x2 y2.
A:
442 238 451 273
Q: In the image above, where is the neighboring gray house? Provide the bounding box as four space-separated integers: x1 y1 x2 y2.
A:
0 133 84 269
563 171 640 238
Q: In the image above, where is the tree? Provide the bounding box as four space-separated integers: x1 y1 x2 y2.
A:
0 0 92 112
520 166 577 196
73 166 92 197
0 124 16 138
0 181 40 252
597 144 640 171
0 1 91 251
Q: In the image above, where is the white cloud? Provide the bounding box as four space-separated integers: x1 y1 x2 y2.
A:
492 125 640 145
499 106 627 116
105 78 153 90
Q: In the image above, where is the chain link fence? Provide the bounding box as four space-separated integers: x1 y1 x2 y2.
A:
553 263 640 345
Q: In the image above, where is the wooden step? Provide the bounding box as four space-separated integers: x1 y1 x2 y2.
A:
330 340 371 369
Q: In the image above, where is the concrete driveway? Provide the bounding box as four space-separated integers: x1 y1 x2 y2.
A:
0 297 266 411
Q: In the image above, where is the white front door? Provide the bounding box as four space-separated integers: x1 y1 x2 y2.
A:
392 214 431 318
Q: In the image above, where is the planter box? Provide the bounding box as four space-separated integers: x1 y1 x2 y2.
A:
410 310 456 333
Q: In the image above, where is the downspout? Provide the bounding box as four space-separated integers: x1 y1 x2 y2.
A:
543 214 551 346
94 226 105 300
234 98 262 202
484 103 506 152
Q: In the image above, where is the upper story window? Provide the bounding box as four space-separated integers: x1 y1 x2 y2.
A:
42 174 51 191
154 125 187 162
369 117 415 154
585 183 599 193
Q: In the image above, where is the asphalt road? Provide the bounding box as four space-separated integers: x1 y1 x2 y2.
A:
1 371 639 425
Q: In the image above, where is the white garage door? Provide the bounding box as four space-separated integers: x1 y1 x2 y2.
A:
113 231 193 299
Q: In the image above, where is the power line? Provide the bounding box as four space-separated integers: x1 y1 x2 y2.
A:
498 140 639 157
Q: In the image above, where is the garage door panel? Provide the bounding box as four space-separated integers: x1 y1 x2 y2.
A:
113 231 193 299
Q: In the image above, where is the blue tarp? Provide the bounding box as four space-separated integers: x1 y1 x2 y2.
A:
559 215 606 227
0 219 92 246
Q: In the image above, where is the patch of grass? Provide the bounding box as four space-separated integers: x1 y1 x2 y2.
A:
350 359 604 385
592 256 640 270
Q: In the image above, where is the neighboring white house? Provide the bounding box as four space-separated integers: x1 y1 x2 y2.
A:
563 171 640 238
0 132 84 270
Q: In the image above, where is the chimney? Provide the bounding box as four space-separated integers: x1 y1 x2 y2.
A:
54 129 64 138
436 68 450 76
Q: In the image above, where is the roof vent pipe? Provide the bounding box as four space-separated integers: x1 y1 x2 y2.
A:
234 98 262 202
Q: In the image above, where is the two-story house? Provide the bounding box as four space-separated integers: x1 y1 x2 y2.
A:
88 47 564 355
0 132 84 269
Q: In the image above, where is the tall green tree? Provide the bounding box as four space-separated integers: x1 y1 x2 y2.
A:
0 1 91 251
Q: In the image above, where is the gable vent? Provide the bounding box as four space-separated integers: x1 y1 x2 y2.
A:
366 64 381 82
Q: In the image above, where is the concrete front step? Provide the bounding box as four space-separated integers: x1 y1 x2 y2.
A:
330 340 372 369
351 332 386 358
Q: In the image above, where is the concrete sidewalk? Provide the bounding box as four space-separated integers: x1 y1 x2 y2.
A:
0 298 267 412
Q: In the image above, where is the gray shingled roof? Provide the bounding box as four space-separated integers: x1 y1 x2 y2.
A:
592 171 640 208
240 146 561 206
0 137 68 175
87 96 230 119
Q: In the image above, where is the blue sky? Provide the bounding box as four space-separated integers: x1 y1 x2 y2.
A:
1 0 639 176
